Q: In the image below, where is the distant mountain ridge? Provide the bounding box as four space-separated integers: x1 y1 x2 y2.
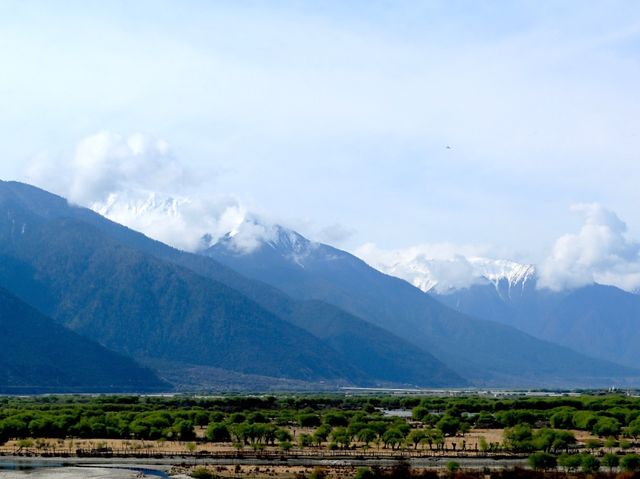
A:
355 246 640 369
432 275 640 368
0 181 463 389
378 254 537 296
205 222 639 387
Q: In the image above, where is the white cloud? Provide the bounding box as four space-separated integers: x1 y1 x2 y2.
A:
354 242 495 293
224 217 279 254
538 203 640 291
26 131 187 203
24 131 361 254
357 204 640 294
317 223 356 246
24 131 268 252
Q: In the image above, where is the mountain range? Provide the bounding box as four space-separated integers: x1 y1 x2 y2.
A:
1 180 638 391
205 224 637 387
430 269 640 369
0 181 462 390
341 246 640 370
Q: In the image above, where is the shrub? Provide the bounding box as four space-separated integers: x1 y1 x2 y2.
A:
528 452 557 471
621 453 640 472
601 452 620 471
191 467 216 479
580 454 600 473
446 461 460 473
557 453 581 472
354 467 375 479
308 467 326 479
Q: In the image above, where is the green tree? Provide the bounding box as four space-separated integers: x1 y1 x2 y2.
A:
478 436 488 454
557 453 581 473
532 428 576 453
626 418 640 439
298 413 321 428
528 452 557 471
581 454 600 473
504 424 533 452
275 428 292 443
601 452 620 472
406 430 426 449
331 428 351 449
437 415 460 437
279 441 292 451
206 423 230 443
604 436 618 450
382 428 405 450
621 453 640 472
357 428 377 447
585 438 602 450
354 467 375 479
446 461 460 475
592 417 621 437
298 433 313 448
412 406 431 422
324 412 349 427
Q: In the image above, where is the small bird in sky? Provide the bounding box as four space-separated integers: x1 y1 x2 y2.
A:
445 145 452 150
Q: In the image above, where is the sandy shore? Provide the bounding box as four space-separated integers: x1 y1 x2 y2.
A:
0 466 143 478
0 459 172 479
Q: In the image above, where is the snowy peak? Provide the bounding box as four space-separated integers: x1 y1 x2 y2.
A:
210 222 352 271
88 190 248 253
357 249 537 296
467 258 536 285
94 191 183 220
212 222 320 268
466 258 537 298
265 225 313 254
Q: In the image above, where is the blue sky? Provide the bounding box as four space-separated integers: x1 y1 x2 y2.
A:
2 1 640 271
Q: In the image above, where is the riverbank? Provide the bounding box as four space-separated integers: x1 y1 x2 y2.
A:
0 454 529 478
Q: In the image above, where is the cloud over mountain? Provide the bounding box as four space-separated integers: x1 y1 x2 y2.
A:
355 242 496 293
25 131 259 251
539 203 640 291
24 133 640 292
356 204 640 294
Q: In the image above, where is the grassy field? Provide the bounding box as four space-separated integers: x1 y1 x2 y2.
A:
2 393 640 477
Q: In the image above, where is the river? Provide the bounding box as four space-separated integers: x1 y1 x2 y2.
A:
0 461 171 478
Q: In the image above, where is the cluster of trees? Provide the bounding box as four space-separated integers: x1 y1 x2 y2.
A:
204 408 418 451
0 409 199 443
0 396 424 448
412 395 640 439
503 425 576 453
2 393 640 454
529 451 640 473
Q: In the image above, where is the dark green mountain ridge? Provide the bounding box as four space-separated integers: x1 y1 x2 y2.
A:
0 286 165 393
0 181 463 388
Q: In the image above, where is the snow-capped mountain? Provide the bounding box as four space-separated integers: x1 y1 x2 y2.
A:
88 192 640 373
219 223 311 260
358 249 537 297
202 222 640 387
207 222 354 279
88 191 249 253
468 258 536 290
